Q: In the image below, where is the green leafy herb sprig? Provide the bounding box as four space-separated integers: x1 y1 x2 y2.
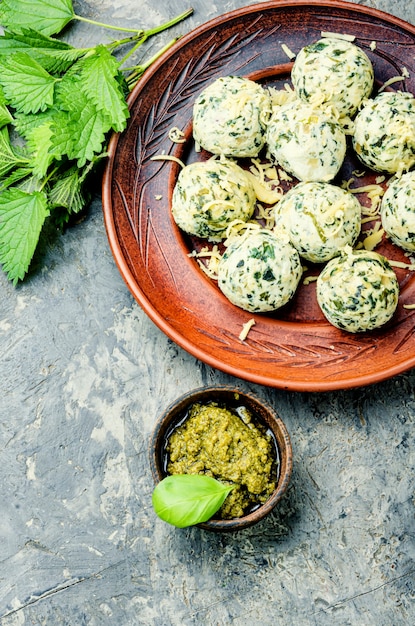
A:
152 474 235 528
0 0 193 284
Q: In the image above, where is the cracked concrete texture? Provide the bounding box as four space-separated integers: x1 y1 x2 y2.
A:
1 1 415 625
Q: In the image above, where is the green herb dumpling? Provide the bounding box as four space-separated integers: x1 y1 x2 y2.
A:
291 37 374 118
171 159 256 240
193 76 272 158
380 171 415 252
266 100 346 182
353 91 415 174
273 181 362 263
316 247 399 332
217 228 302 313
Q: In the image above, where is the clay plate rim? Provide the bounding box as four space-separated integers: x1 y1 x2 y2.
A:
102 0 415 391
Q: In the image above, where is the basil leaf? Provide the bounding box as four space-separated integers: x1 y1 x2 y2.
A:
152 475 234 528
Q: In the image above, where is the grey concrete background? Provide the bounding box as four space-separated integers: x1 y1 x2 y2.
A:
1 1 415 624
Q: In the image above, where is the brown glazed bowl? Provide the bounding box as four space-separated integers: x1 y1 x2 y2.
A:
149 386 292 532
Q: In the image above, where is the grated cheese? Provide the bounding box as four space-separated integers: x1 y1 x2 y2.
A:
150 154 185 168
342 177 385 215
361 223 384 250
389 260 415 271
378 75 407 93
403 304 415 309
281 43 296 60
243 169 283 205
168 127 186 143
188 245 222 279
239 318 256 341
303 275 318 285
370 41 377 51
223 220 262 246
320 31 356 41
256 203 276 230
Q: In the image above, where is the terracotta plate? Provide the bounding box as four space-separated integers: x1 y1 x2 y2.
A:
102 0 415 391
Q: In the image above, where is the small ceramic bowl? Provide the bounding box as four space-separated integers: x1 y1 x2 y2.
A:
149 385 292 532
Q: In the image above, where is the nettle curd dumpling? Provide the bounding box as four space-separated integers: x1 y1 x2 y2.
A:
353 91 415 174
217 229 302 313
291 37 374 118
381 171 415 252
316 248 399 333
274 182 362 263
193 76 272 158
171 159 256 239
266 100 346 182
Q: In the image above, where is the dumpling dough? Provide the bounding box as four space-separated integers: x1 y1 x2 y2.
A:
266 100 346 182
193 76 272 158
274 181 362 263
291 37 374 118
353 91 415 174
217 228 302 313
381 171 415 252
316 247 399 332
171 159 256 239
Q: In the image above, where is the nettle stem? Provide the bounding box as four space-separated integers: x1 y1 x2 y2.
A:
74 7 193 37
124 38 179 89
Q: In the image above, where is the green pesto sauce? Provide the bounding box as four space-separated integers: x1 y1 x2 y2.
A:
166 402 278 519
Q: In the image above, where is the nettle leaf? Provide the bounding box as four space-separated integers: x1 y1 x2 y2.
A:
0 0 75 37
67 103 111 167
152 475 234 528
48 165 87 214
0 167 33 192
0 104 13 129
29 48 87 75
0 28 86 73
0 187 49 284
79 45 129 133
0 33 87 74
26 122 59 178
0 52 58 114
51 93 111 167
1 27 74 51
0 127 30 179
13 109 57 140
54 67 84 110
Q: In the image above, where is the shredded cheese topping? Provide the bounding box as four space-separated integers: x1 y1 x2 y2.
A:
150 154 185 168
168 127 186 143
320 31 356 41
188 245 222 279
281 43 296 59
378 75 407 93
239 318 256 341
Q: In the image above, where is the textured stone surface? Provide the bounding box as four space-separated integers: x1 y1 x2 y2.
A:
1 1 415 625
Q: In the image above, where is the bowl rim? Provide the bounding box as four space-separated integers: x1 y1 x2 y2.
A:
149 385 293 531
